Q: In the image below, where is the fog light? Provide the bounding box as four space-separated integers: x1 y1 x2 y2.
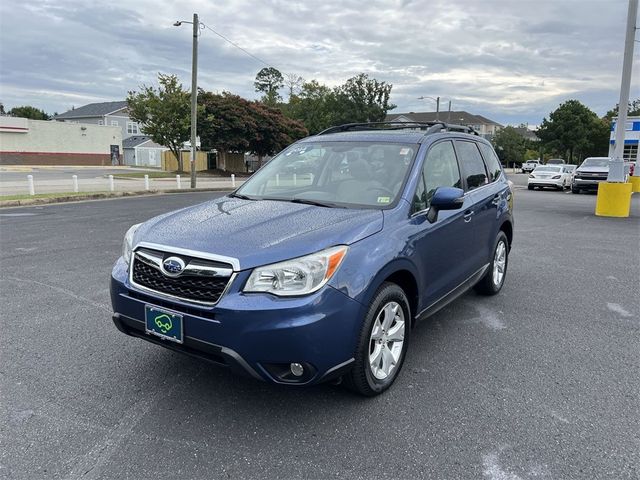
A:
290 362 304 377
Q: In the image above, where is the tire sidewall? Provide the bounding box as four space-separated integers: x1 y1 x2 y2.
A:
359 284 411 394
489 232 509 293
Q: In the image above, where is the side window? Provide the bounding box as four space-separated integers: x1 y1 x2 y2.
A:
478 143 502 182
456 141 488 191
413 141 461 212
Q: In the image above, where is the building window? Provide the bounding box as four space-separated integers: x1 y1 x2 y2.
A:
623 144 638 161
111 120 119 126
127 122 139 134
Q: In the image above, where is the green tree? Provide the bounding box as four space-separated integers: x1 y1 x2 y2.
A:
9 105 50 120
604 98 640 120
537 100 608 163
285 80 336 134
254 67 284 106
333 73 396 124
492 126 527 167
127 74 191 171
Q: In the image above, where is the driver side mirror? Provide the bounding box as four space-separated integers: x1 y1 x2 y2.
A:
426 186 465 223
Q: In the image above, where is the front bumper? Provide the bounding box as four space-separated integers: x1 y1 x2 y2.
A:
528 178 564 188
110 257 363 385
573 178 605 190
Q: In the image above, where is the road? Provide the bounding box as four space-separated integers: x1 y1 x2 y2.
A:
1 190 639 479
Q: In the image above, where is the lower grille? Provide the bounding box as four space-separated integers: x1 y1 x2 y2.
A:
131 250 233 304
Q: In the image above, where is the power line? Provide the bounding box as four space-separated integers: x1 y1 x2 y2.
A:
200 22 274 69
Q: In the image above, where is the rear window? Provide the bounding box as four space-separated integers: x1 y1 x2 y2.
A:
456 141 488 191
478 143 502 182
534 166 561 172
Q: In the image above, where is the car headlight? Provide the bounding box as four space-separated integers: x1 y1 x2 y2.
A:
529 174 535 178
244 246 348 296
122 223 142 265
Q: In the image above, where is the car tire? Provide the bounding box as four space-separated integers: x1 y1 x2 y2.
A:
474 231 509 296
343 282 411 396
527 185 534 190
571 186 580 194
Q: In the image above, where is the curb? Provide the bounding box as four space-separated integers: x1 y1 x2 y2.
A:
0 188 232 208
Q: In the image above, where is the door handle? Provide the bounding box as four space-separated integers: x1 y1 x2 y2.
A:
492 194 500 206
463 210 474 222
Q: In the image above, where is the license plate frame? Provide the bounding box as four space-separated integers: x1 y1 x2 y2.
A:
145 305 184 344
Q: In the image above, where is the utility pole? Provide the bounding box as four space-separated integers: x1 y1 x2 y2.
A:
447 100 452 123
609 0 637 183
436 96 440 121
190 13 199 189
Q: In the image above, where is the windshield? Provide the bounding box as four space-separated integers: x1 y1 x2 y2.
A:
534 166 561 172
236 141 418 208
581 158 609 168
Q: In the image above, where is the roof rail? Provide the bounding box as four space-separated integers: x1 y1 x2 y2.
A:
317 121 479 136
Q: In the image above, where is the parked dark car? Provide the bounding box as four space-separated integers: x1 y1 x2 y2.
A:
111 122 514 396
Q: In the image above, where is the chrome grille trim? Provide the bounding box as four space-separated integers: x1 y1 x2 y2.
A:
128 244 238 306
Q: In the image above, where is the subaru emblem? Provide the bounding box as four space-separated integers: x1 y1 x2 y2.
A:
162 256 186 276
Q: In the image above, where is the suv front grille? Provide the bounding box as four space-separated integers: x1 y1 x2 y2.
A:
130 248 233 305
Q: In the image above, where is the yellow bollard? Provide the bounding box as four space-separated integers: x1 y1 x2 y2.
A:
629 176 640 193
595 182 633 217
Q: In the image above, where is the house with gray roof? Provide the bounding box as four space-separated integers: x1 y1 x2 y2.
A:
385 111 502 139
55 101 144 140
123 136 167 167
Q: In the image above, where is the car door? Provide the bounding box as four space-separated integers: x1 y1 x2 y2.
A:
406 140 478 305
455 140 499 274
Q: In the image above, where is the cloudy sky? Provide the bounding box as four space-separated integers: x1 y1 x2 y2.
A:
0 0 637 126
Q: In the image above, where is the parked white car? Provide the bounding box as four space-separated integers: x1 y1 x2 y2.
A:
522 160 542 173
528 165 571 190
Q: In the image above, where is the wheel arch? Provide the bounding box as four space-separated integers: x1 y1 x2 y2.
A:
356 260 421 327
499 219 513 251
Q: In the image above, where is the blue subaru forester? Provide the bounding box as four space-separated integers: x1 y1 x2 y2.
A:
111 122 513 396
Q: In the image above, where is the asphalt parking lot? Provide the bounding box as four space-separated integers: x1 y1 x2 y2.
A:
1 188 639 479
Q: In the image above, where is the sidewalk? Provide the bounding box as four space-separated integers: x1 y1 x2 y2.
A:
1 172 243 196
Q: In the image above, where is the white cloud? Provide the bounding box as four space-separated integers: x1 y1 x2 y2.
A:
0 0 637 125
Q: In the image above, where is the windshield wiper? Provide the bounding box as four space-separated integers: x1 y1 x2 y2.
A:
228 193 254 200
289 198 343 208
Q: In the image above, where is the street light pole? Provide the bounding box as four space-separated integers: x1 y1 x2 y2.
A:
609 0 637 183
189 13 199 189
417 96 440 120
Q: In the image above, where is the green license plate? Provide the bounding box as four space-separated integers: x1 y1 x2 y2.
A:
145 305 183 344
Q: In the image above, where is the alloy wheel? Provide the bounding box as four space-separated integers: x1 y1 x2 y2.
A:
369 301 405 380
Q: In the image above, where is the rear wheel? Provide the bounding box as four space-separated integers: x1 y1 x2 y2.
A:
344 282 410 396
571 186 580 194
474 231 509 296
527 184 534 190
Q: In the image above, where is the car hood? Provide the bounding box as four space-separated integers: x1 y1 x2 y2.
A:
576 166 608 173
133 196 383 270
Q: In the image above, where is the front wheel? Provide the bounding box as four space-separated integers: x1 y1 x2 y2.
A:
344 282 411 396
474 231 509 296
571 186 580 194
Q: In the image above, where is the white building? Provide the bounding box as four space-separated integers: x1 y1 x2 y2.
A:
609 116 639 162
0 116 122 165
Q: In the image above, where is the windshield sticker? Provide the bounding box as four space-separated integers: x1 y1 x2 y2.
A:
399 148 410 155
286 145 310 156
377 196 391 204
